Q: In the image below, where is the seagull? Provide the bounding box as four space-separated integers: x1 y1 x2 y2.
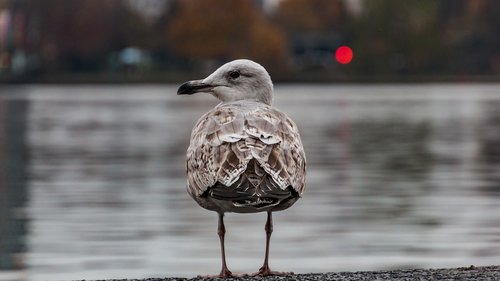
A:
177 59 306 277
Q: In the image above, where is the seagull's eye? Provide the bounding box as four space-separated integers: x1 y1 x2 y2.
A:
228 71 240 79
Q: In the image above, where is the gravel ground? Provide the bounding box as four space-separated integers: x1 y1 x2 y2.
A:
86 265 500 281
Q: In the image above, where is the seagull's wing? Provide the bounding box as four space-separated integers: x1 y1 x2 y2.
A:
186 103 306 198
246 105 306 196
186 105 248 198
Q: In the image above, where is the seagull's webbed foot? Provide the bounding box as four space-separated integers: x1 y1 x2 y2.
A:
251 264 293 277
200 268 236 278
201 269 254 279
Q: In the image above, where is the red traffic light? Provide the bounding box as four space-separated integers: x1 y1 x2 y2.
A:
335 46 353 64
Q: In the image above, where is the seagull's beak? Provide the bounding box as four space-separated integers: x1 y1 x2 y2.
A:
177 80 214 95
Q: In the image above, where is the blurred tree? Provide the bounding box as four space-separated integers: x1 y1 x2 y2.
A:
352 0 442 76
437 0 500 74
479 1 500 73
124 0 175 51
167 0 287 70
276 0 345 33
0 0 8 9
19 0 150 72
274 0 350 73
2 0 499 81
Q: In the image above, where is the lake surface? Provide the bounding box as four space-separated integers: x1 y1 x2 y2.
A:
0 84 499 280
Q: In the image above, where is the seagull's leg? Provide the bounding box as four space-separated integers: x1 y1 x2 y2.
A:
261 211 273 273
252 211 293 276
216 212 233 277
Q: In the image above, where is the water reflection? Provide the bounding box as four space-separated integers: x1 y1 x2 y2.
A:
0 84 499 280
346 118 433 223
0 98 29 272
478 100 500 195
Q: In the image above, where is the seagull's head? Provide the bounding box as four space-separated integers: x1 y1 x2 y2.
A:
177 59 273 105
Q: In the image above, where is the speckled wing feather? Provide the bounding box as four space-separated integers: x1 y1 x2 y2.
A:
186 101 306 199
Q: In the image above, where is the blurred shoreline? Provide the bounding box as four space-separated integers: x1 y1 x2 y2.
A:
2 1 500 86
2 73 500 85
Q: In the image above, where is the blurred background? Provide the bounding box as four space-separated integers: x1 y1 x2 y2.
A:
1 0 500 280
1 0 500 82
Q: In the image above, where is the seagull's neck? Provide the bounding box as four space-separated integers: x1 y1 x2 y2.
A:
215 89 273 105
254 87 273 105
256 95 273 106
218 98 271 106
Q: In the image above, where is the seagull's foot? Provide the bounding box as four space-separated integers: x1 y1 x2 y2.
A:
198 267 236 278
251 265 293 277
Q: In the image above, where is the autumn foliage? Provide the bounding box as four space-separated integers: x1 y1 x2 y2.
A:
2 0 500 80
167 0 287 69
277 0 345 32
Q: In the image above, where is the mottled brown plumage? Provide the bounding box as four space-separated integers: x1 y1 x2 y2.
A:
187 101 305 213
178 59 306 277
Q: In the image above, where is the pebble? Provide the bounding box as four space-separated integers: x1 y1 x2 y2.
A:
84 265 500 281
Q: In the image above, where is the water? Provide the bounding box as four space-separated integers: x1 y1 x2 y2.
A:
0 84 499 280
